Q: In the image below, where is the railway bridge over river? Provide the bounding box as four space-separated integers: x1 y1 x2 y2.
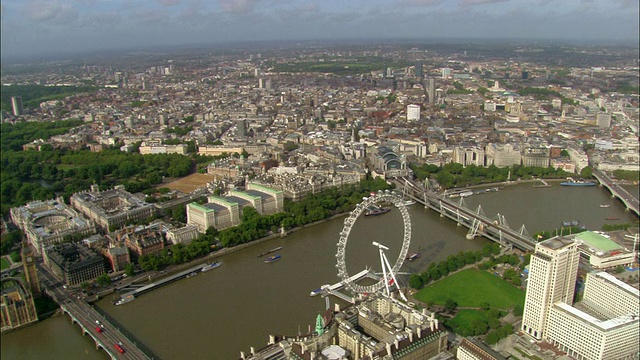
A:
393 177 536 252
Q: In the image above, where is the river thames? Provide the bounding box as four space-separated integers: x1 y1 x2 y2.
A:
2 183 638 359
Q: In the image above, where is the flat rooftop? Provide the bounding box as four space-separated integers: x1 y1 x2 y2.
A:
245 189 271 200
540 236 575 250
224 196 250 206
575 231 623 252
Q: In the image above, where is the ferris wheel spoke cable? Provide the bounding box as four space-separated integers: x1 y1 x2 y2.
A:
335 192 411 295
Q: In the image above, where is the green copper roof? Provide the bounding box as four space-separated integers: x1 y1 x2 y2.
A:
315 314 324 335
575 231 622 252
187 202 215 213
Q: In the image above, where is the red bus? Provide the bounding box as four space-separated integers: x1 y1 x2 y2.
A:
114 344 125 354
95 326 103 333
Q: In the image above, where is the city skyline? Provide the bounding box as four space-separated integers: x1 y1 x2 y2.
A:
1 0 639 60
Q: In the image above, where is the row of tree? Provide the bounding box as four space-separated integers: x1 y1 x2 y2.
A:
613 170 639 181
138 236 214 272
1 119 84 152
137 178 392 270
1 144 194 215
411 244 530 291
409 163 572 189
216 178 392 248
518 86 578 106
409 243 503 290
446 307 506 337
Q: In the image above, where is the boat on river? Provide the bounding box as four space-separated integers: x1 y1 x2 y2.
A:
265 255 281 263
310 288 324 296
599 204 610 208
460 191 474 197
257 246 283 258
365 207 391 216
403 200 416 206
560 178 596 186
186 272 198 278
406 252 421 261
115 294 135 306
201 261 222 272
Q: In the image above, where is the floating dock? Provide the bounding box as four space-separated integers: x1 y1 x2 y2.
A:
115 263 206 305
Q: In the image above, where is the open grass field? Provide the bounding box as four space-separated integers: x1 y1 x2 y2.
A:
414 268 525 309
1 257 11 270
162 173 215 193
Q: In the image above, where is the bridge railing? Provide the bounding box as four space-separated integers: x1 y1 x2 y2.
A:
397 177 535 251
92 305 160 360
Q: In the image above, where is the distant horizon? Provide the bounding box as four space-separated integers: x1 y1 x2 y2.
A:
1 36 639 65
1 0 638 63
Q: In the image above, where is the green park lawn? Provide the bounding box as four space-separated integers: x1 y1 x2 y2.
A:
414 268 525 309
446 309 489 328
1 257 11 270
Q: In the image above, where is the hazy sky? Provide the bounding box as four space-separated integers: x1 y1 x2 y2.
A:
1 0 638 59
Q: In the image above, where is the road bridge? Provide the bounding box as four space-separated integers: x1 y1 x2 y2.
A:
592 168 640 217
394 177 536 252
38 265 153 360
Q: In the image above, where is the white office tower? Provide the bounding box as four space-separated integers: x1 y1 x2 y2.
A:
406 104 420 121
522 237 582 340
522 237 639 360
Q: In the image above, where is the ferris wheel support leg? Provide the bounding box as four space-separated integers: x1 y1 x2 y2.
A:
378 247 390 297
381 251 408 301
